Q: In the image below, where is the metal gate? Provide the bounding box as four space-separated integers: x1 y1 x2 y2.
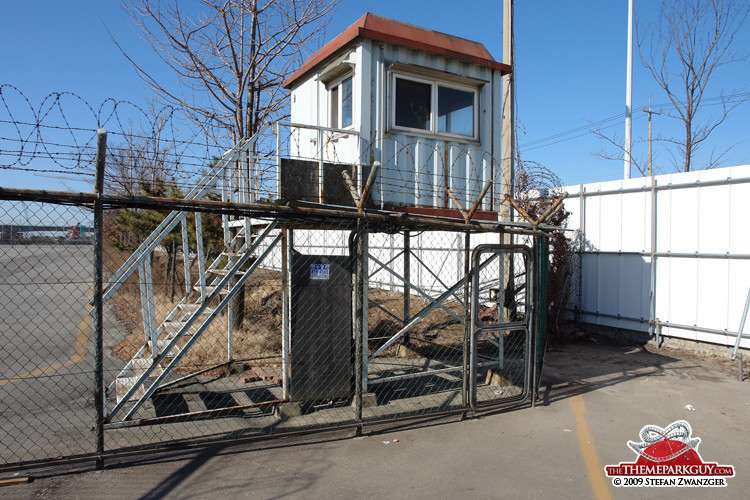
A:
469 244 533 410
0 191 549 471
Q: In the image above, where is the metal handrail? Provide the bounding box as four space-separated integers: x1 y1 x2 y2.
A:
97 139 251 305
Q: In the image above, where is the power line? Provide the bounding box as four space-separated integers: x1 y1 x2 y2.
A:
520 90 750 152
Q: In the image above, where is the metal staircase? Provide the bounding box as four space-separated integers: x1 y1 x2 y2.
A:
100 120 362 422
110 221 281 421
111 222 247 404
98 126 283 422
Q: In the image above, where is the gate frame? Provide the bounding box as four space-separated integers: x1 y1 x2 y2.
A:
469 244 534 411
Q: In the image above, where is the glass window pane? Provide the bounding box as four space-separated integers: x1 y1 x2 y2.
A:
395 78 431 130
330 86 339 129
342 77 353 128
438 86 474 136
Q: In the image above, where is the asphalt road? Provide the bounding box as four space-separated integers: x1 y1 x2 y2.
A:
0 244 93 381
0 243 127 463
5 339 749 499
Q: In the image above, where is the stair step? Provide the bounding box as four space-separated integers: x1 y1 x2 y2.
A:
194 285 229 295
207 269 245 276
148 339 177 358
177 303 215 315
163 320 201 334
116 361 165 403
130 357 159 376
116 376 146 403
222 252 246 258
227 219 249 228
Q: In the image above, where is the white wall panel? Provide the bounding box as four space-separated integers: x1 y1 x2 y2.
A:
667 187 700 253
618 255 650 321
695 259 730 332
596 254 620 314
620 191 649 253
696 185 730 254
598 194 623 252
667 258 699 326
728 167 750 254
583 193 602 250
655 187 673 253
727 260 750 344
580 254 599 313
565 164 750 349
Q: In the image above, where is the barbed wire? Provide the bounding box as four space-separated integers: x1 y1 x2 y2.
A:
0 85 222 185
1 84 562 212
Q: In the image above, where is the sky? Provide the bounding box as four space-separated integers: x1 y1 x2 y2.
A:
1 0 749 192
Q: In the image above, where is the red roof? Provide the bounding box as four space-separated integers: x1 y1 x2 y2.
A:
283 13 512 89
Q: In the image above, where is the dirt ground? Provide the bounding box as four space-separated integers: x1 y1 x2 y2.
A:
104 241 474 372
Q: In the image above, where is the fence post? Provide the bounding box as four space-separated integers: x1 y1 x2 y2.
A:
353 224 367 432
461 230 471 411
93 128 107 469
403 230 411 342
281 227 291 399
649 176 658 338
533 234 549 407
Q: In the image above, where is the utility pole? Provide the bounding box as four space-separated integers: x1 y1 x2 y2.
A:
624 0 634 179
501 0 514 228
643 95 661 177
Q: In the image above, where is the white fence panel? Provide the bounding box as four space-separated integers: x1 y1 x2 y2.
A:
563 164 750 350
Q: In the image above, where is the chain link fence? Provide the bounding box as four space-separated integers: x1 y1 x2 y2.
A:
0 190 551 471
0 200 97 465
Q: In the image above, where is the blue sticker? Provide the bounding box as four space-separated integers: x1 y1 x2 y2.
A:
310 263 330 280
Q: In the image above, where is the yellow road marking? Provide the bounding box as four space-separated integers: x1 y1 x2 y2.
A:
69 313 90 363
571 394 613 500
0 291 91 387
0 475 30 486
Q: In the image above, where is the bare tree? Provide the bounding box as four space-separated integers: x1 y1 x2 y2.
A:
638 0 750 172
117 0 339 145
115 0 338 331
105 108 182 196
590 126 648 177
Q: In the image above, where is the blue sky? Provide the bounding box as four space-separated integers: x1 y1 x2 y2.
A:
1 0 749 191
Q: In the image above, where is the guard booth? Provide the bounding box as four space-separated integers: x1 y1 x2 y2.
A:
279 12 512 216
276 13 517 407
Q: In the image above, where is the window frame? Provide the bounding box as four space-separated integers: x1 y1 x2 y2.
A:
327 73 354 131
390 72 479 141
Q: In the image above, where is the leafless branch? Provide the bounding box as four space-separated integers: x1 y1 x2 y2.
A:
115 0 339 147
589 126 648 177
637 0 750 172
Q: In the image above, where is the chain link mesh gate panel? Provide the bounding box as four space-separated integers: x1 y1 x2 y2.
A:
470 245 533 410
362 228 477 420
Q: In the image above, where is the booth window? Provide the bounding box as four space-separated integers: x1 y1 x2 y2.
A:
392 74 477 139
329 75 353 129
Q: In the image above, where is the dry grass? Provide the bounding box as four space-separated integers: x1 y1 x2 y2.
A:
366 288 466 358
105 242 285 373
104 241 472 374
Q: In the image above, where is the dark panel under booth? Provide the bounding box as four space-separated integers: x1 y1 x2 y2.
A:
280 158 373 208
280 158 320 203
290 252 353 401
